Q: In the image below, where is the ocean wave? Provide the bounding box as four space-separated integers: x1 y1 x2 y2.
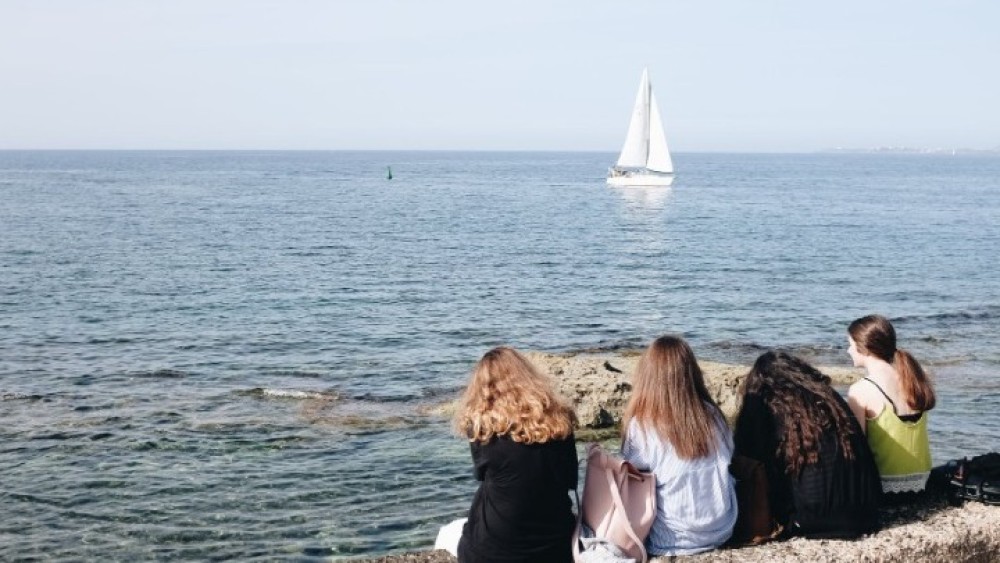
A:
564 339 646 354
419 386 464 399
305 414 429 434
702 341 772 357
349 392 422 403
238 388 339 401
264 369 325 379
561 338 835 359
235 386 450 406
130 369 187 379
87 337 136 345
925 355 976 367
779 343 844 358
1 392 45 401
73 404 114 412
700 341 847 364
894 306 1000 326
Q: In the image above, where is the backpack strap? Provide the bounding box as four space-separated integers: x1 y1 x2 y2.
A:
571 487 583 562
572 446 593 563
603 465 649 563
574 444 652 563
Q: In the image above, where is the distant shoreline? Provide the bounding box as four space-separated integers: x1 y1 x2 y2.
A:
3 148 998 154
822 147 1000 155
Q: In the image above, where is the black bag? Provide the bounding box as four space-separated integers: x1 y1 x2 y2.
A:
946 452 1000 506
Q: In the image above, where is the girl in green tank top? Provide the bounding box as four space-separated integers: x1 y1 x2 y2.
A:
846 315 937 493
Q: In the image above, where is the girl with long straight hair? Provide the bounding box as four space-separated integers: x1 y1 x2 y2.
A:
620 335 737 555
441 346 578 563
733 351 881 538
847 314 936 493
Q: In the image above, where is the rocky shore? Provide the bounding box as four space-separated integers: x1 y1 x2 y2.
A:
358 492 1000 562
372 351 1000 563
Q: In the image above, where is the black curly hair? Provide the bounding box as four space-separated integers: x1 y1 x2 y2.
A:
742 350 857 476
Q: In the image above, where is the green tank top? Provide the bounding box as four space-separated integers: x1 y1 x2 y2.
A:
864 378 932 493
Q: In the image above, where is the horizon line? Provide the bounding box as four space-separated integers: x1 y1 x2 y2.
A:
2 148 996 155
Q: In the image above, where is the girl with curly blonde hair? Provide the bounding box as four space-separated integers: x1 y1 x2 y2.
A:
437 346 578 563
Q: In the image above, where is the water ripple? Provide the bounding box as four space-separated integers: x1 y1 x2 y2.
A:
1 151 999 560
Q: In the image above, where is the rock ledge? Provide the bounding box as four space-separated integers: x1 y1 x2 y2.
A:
358 351 1000 563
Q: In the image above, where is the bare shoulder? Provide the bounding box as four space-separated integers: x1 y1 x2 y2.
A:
848 378 884 417
847 378 871 398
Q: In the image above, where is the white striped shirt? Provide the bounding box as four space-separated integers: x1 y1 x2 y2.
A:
622 413 737 556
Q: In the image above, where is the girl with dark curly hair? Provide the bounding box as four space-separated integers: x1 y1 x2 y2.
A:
733 351 881 539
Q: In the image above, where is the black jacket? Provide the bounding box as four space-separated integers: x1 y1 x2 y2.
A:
458 434 578 563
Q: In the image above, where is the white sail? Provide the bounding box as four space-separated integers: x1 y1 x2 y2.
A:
615 69 651 168
608 68 674 187
646 95 673 173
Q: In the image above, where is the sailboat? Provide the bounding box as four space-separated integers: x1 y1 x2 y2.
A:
607 68 674 187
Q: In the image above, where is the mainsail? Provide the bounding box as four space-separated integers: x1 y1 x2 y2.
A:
613 68 673 174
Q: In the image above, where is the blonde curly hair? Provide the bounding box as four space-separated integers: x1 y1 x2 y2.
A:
454 346 576 444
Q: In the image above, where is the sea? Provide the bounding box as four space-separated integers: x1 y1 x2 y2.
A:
1 150 999 560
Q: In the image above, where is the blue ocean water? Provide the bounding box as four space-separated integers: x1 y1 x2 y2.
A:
1 150 999 560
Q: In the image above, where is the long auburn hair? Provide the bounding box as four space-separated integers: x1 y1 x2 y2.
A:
454 346 576 444
741 351 857 476
621 336 723 460
849 314 936 412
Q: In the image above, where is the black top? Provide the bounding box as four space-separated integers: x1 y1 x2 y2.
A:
733 392 881 539
458 433 578 563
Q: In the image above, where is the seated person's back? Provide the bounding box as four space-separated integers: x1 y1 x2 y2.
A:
621 336 738 555
734 351 881 538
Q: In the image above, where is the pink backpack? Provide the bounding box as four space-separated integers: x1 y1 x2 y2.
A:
573 444 657 563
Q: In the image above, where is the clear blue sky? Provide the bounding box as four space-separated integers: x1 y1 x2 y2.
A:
1 0 998 151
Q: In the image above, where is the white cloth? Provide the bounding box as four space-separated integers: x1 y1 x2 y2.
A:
882 472 931 494
622 413 738 556
578 524 636 563
434 518 466 557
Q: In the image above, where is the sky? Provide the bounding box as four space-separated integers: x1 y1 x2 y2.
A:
1 1 998 152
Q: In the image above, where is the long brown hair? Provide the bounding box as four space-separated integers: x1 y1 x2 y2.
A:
621 335 722 460
454 346 576 444
848 314 936 411
741 351 856 476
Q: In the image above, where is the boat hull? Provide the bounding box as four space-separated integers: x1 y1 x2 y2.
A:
606 172 674 187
